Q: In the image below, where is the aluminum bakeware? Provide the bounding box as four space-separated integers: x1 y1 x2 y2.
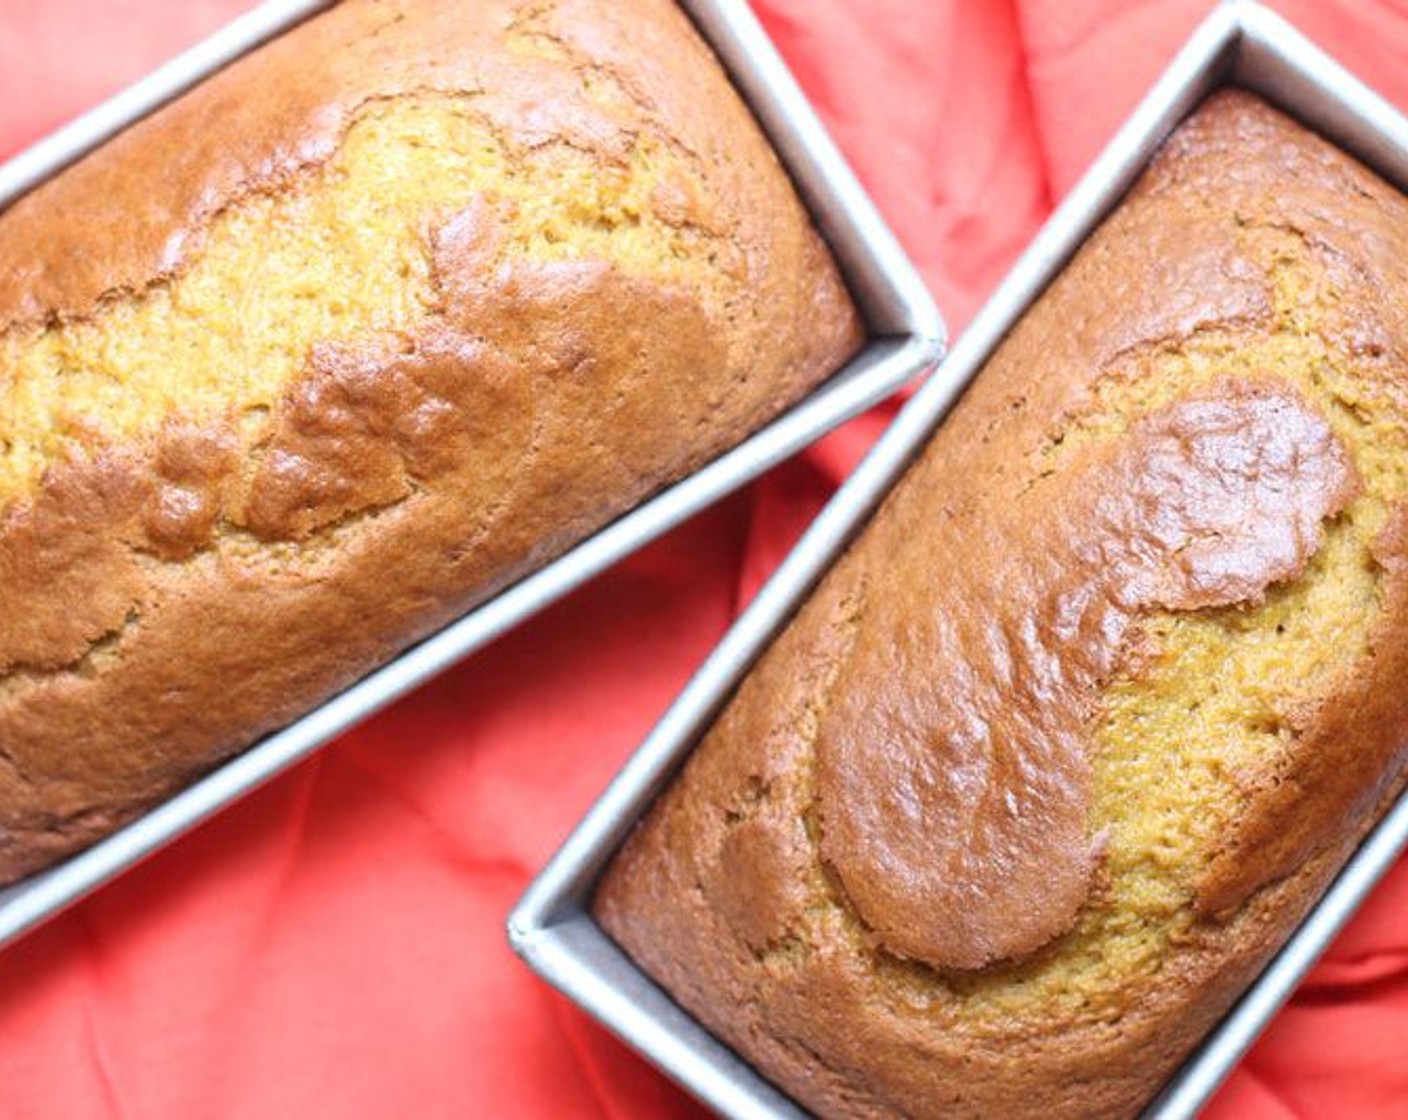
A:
0 0 943 949
510 3 1408 1117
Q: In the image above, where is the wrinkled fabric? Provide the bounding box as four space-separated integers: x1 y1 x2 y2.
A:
0 1 1405 1116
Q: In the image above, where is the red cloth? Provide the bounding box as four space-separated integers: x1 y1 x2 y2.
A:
1 0 1407 1115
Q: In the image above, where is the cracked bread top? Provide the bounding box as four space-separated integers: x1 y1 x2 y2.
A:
0 0 862 879
595 89 1408 1118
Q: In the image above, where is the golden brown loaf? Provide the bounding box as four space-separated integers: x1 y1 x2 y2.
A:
595 90 1408 1118
0 0 861 881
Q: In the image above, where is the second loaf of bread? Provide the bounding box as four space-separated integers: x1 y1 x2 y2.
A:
596 90 1408 1118
0 0 862 881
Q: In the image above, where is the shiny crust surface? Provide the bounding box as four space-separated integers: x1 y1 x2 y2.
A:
0 0 862 878
595 91 1408 1118
817 380 1356 972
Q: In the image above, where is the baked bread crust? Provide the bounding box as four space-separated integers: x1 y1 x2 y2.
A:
596 90 1408 1118
0 0 861 879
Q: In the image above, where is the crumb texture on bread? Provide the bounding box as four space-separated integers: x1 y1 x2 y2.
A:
0 96 725 504
0 0 861 880
595 90 1408 1118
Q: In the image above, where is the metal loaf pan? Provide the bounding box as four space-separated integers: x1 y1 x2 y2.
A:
0 0 942 948
509 3 1408 1117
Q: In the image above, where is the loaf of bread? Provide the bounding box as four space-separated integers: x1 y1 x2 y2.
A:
595 90 1408 1118
0 0 861 882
